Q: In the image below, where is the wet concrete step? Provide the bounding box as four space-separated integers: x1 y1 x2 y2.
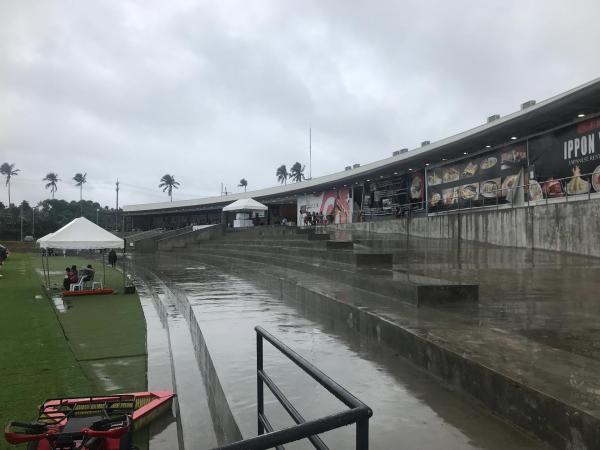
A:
143 257 545 450
174 251 600 450
134 271 222 449
195 240 394 267
187 246 478 307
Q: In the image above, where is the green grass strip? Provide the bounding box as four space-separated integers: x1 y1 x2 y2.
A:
0 253 149 450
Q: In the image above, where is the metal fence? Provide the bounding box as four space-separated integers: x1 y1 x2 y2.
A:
214 326 373 450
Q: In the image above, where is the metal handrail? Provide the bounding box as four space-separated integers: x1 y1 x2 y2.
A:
214 326 373 450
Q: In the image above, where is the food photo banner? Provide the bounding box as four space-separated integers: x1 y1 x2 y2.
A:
297 187 353 224
427 143 526 211
528 118 600 200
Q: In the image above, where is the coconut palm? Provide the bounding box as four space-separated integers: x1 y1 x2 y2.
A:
0 162 20 205
159 174 180 202
289 162 305 183
43 172 60 199
238 178 248 192
73 172 87 215
276 165 288 185
73 173 87 201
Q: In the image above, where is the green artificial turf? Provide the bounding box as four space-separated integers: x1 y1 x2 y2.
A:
0 253 92 445
0 253 149 450
36 254 147 392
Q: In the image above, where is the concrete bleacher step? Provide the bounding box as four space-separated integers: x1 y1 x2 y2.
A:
197 240 395 268
188 244 477 307
169 250 600 450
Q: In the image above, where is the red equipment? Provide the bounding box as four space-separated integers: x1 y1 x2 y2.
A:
4 391 175 450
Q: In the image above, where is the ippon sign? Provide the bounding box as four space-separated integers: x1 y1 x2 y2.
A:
297 187 353 224
529 118 600 198
563 133 596 161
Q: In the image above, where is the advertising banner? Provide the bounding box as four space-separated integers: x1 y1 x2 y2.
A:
528 118 600 199
363 170 424 215
297 187 353 224
427 144 526 211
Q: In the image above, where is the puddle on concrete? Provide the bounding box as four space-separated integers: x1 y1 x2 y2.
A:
52 296 70 312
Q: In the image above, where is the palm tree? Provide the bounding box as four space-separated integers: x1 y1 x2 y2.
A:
0 162 20 205
43 172 60 199
73 173 87 200
289 162 305 183
73 173 87 215
276 165 288 185
238 178 248 192
159 174 180 202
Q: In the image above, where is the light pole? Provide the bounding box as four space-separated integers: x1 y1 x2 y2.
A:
32 206 36 238
96 208 99 225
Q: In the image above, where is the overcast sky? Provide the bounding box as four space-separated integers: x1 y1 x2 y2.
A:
2 0 600 208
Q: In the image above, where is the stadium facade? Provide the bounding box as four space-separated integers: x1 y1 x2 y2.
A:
123 77 600 230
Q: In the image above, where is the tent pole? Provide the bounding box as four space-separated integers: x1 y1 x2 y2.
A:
103 250 106 287
45 252 50 289
122 241 126 292
40 251 46 289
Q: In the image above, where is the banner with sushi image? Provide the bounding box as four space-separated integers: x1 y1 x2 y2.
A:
427 143 526 211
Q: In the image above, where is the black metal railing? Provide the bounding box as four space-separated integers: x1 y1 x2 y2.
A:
214 326 373 450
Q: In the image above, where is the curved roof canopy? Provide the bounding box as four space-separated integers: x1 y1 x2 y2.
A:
37 217 123 249
222 198 268 212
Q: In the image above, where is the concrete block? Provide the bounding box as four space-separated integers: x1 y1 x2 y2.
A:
307 233 330 241
416 284 479 307
326 240 354 250
354 253 393 268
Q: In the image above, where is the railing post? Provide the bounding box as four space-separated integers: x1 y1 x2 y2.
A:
356 417 369 450
257 330 265 436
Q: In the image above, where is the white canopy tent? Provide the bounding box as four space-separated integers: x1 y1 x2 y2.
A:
37 217 123 249
222 198 268 212
222 198 268 228
37 217 124 290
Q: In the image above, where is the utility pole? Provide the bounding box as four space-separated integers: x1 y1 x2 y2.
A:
115 179 120 232
309 127 312 180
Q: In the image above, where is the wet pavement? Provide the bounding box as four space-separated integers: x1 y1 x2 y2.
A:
134 255 547 450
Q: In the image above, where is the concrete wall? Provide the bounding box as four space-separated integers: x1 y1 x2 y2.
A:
328 198 600 258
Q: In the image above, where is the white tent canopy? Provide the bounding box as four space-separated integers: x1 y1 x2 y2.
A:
37 217 124 249
222 198 268 212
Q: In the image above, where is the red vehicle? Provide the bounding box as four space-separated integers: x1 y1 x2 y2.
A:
4 391 174 450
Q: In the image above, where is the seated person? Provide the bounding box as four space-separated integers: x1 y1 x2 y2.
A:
63 267 72 291
82 264 95 283
68 265 79 286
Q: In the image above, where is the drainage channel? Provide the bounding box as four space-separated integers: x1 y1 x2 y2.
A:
138 255 547 450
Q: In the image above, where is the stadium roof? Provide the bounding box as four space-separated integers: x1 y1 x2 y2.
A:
124 77 600 215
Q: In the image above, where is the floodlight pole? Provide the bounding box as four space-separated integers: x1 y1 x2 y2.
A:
309 127 312 180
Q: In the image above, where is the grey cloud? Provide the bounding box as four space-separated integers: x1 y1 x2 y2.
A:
2 0 600 208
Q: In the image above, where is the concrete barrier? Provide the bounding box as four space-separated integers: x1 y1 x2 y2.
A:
326 198 600 258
